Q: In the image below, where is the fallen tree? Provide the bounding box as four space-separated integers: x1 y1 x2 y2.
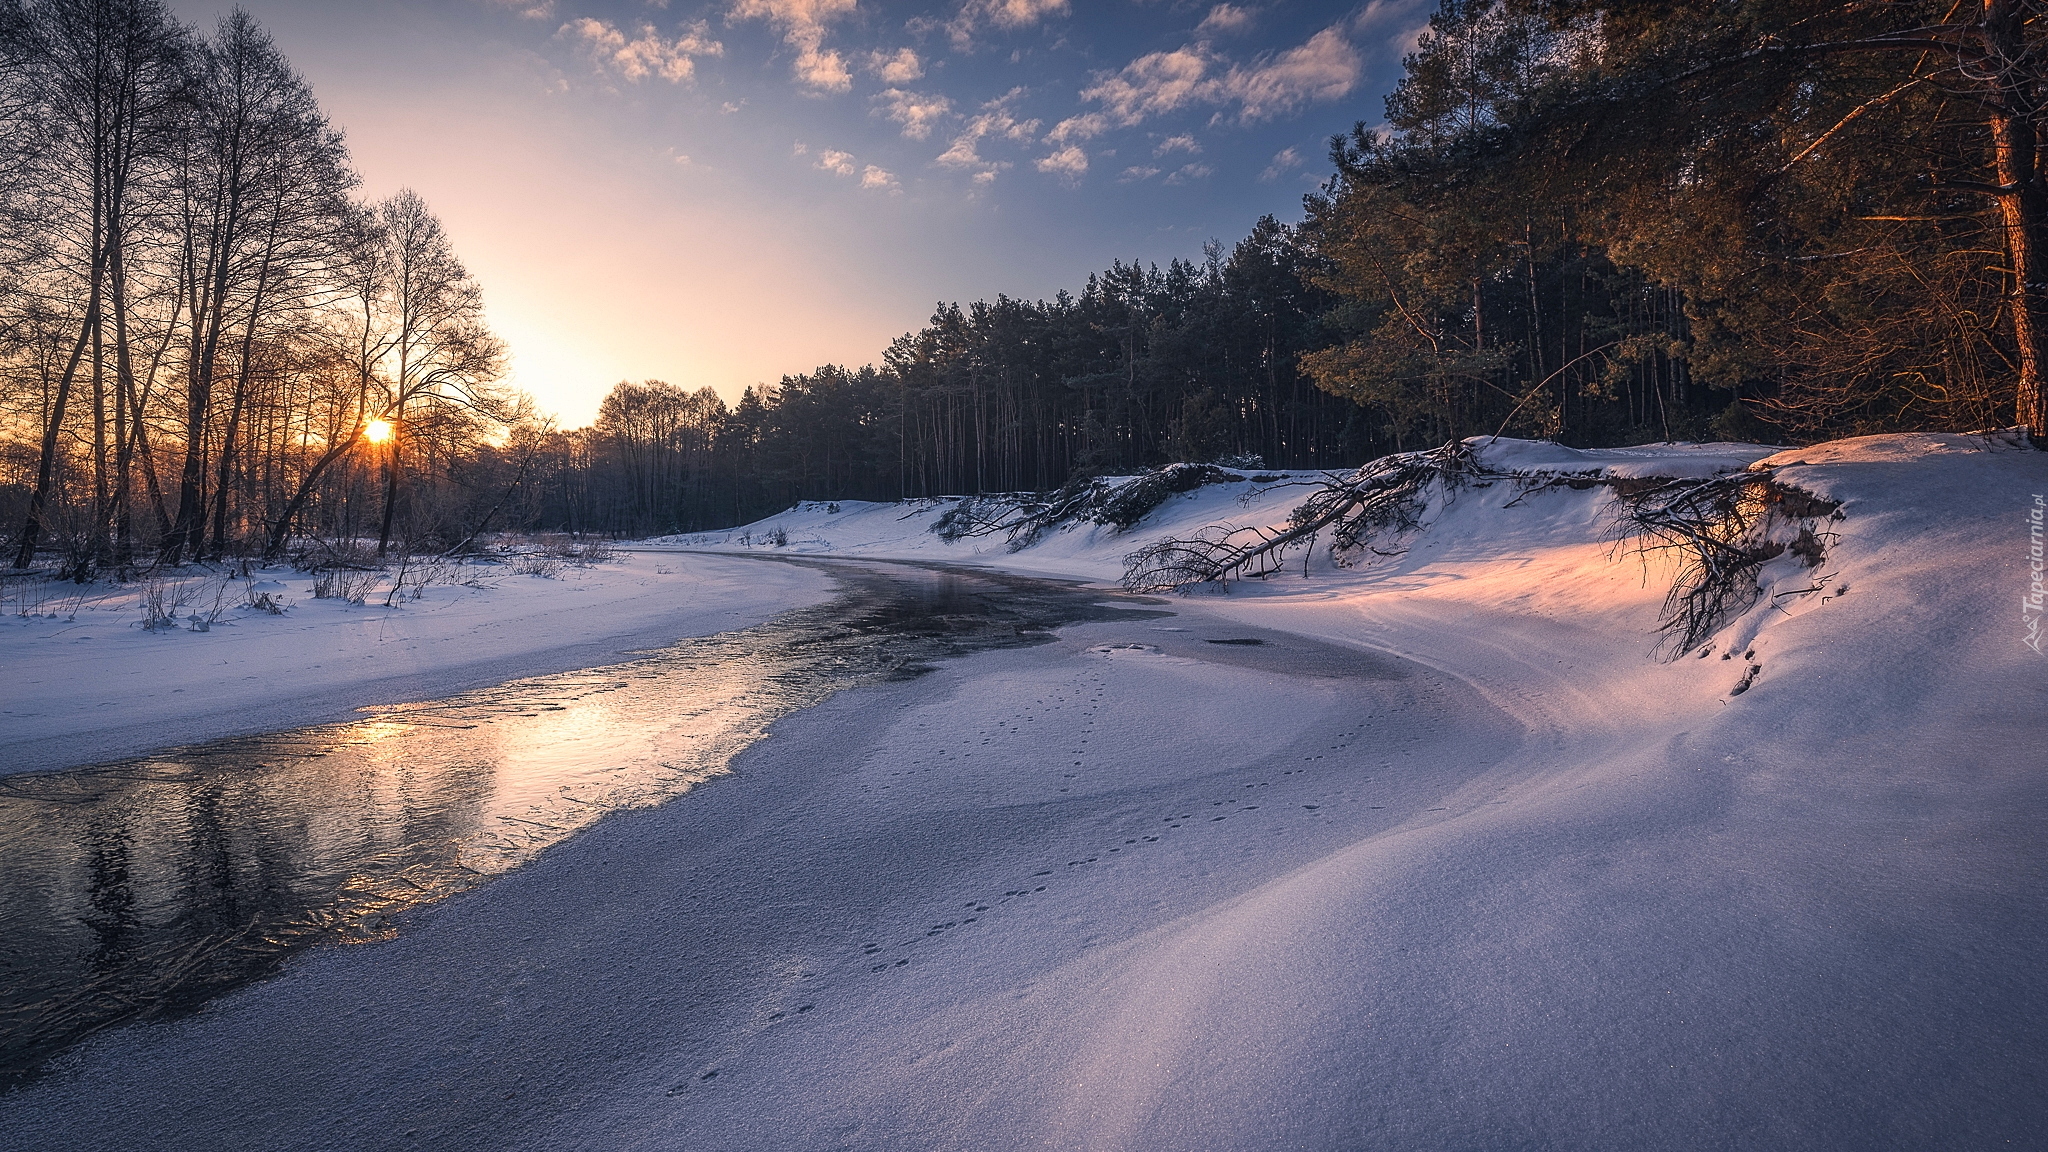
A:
933 463 1252 550
1121 442 1480 593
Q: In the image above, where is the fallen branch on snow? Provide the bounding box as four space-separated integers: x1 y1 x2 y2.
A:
1120 442 1479 593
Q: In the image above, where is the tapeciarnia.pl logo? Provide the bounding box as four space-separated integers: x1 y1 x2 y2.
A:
2027 494 2045 655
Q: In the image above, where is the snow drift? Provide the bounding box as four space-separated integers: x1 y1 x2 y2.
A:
629 432 2048 1147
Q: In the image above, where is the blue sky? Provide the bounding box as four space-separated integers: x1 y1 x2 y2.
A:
169 0 1430 424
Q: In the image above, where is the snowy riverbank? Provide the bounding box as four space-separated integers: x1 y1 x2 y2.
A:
4 432 2043 1149
0 551 834 773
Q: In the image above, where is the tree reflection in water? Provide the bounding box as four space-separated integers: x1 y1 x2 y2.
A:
0 561 1162 1086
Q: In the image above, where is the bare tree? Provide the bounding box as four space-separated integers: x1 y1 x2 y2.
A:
162 11 351 564
9 0 184 569
369 189 505 557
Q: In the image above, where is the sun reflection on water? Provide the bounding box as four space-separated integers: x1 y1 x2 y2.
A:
0 563 1162 1085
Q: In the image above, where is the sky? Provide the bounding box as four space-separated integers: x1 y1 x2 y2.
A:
167 0 1430 426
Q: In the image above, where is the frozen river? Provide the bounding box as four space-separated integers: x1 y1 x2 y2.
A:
0 562 1162 1086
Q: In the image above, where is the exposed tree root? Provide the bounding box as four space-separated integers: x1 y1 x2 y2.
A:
1610 472 1843 656
1117 440 1845 661
932 463 1248 549
1121 442 1479 593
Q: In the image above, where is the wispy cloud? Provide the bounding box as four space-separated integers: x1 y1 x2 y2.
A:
869 47 924 83
1154 134 1200 157
1258 145 1302 181
1036 145 1087 182
560 18 722 83
945 0 1070 50
1353 0 1434 57
1224 27 1360 120
800 145 901 192
875 88 953 140
1118 165 1159 182
729 0 857 92
935 88 1039 183
1081 45 1215 126
1164 162 1212 184
1196 3 1254 35
1075 24 1360 130
483 0 556 19
1045 112 1107 144
964 88 1041 143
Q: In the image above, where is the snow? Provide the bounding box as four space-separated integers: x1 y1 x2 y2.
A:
4 433 2043 1148
0 551 835 773
638 438 1783 584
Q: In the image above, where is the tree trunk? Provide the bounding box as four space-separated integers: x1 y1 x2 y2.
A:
111 221 135 565
376 420 400 557
13 264 105 569
262 425 363 560
1984 0 2048 437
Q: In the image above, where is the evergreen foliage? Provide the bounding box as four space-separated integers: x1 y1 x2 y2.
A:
6 0 2039 557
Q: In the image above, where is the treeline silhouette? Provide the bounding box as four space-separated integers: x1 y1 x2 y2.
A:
5 0 2038 565
522 223 1365 536
0 0 518 574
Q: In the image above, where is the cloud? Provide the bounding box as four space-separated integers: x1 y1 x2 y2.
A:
803 148 900 192
964 88 1041 142
560 18 722 83
729 0 857 92
1258 145 1302 182
484 0 556 19
945 0 1070 49
935 88 1038 182
1196 3 1254 35
869 47 924 82
1219 26 1360 120
876 88 952 140
1164 162 1212 184
1081 46 1215 126
937 136 988 168
1118 165 1159 182
1046 112 1107 143
1353 0 1434 55
977 0 1068 28
1075 24 1359 129
1154 134 1200 157
796 48 852 90
1036 145 1087 181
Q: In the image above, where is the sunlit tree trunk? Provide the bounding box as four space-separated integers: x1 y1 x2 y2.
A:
1983 0 2048 436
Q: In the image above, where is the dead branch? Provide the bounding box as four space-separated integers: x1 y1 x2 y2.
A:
1121 442 1477 592
1610 472 1843 656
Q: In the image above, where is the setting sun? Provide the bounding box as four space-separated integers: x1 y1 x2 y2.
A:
362 419 393 444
